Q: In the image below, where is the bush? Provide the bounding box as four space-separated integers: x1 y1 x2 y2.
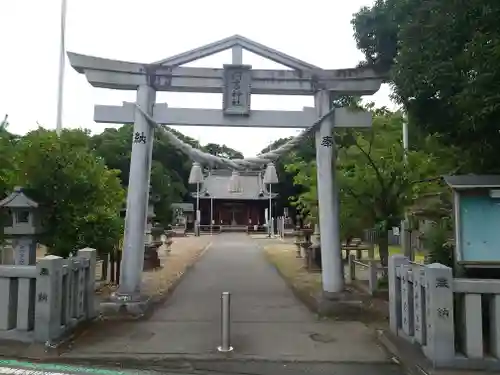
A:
8 129 125 258
422 219 453 267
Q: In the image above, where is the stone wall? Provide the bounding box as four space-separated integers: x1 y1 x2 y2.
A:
0 248 97 343
388 255 500 370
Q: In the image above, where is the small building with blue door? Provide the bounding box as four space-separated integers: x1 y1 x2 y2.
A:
445 175 500 271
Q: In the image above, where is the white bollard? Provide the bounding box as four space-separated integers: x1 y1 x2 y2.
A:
217 292 233 352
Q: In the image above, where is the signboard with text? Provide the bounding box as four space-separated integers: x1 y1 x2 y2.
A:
222 64 252 116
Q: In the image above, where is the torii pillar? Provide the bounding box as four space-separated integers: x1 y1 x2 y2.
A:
115 85 156 300
314 90 344 297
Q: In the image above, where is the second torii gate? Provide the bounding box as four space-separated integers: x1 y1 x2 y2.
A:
68 35 382 308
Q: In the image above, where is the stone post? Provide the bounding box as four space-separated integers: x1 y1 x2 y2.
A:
388 254 410 334
77 248 97 319
0 277 17 330
402 219 413 261
412 264 426 345
118 84 156 299
400 264 414 336
423 263 455 367
314 90 343 294
492 295 500 359
308 224 321 270
165 228 174 253
367 259 378 295
35 255 63 343
293 226 302 258
301 227 313 260
348 254 356 281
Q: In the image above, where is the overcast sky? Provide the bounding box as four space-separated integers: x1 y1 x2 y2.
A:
0 0 394 157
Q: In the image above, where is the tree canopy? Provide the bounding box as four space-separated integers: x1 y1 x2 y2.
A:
352 0 500 172
2 128 124 257
0 122 247 257
284 105 456 265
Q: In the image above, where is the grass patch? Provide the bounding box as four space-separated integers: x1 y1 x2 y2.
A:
342 245 425 263
262 242 391 323
96 236 211 301
263 244 322 306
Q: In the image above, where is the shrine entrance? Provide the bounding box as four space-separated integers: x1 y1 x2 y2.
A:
220 202 245 226
68 35 382 302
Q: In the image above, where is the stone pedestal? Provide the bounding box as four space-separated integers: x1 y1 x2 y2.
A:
165 230 174 253
307 243 322 271
151 225 164 243
301 228 313 258
293 228 303 258
143 243 161 270
307 224 322 271
12 237 37 265
300 240 311 263
316 291 364 317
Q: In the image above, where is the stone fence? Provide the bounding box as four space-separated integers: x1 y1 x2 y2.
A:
389 255 500 370
347 254 387 295
0 248 97 344
276 217 295 238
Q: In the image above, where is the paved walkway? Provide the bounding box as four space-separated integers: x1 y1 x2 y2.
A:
65 234 395 364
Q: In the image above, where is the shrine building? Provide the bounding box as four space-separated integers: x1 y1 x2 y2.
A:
192 169 277 231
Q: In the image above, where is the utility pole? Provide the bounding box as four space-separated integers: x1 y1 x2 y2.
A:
401 118 413 260
55 0 67 136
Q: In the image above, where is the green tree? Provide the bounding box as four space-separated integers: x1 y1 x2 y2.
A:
352 0 500 172
0 117 16 242
259 135 317 219
0 116 15 198
90 124 246 225
90 125 190 225
10 128 125 257
286 107 455 265
202 143 244 160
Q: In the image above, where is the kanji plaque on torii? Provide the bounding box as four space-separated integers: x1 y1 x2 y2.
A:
223 64 252 116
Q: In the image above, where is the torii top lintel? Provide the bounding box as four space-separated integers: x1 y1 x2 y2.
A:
67 35 383 96
153 34 320 71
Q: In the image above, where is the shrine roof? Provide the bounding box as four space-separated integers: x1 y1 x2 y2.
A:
444 175 500 190
194 169 278 200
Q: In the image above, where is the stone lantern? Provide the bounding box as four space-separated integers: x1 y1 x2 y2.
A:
293 213 303 258
145 186 160 242
307 224 322 271
143 186 161 270
0 187 43 265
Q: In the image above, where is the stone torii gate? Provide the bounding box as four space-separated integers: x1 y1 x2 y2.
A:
68 35 382 307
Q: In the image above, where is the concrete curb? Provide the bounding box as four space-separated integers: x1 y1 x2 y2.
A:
44 354 401 368
375 329 431 375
